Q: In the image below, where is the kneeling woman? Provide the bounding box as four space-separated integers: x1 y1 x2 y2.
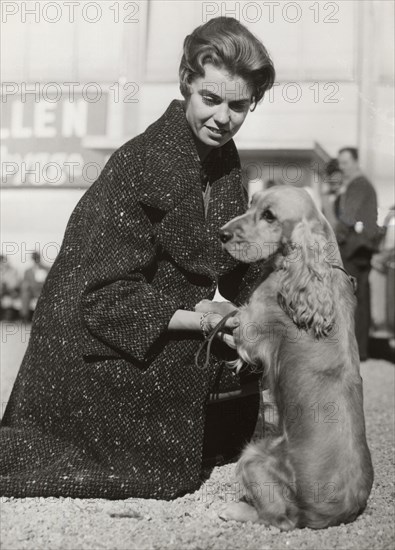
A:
0 17 275 499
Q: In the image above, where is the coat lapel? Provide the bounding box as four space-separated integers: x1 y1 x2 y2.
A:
136 100 247 281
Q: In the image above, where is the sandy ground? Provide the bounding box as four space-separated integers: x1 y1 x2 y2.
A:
0 322 394 550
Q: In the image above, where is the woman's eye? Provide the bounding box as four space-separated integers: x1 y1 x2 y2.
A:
231 103 248 113
260 209 276 223
202 96 217 105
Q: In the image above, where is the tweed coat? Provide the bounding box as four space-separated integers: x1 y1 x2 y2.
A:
0 100 260 499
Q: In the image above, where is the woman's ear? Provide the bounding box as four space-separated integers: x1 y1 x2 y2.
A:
278 218 335 338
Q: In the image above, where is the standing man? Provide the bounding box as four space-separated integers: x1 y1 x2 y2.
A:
335 147 379 361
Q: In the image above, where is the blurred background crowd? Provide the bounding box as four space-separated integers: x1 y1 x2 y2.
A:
1 251 49 322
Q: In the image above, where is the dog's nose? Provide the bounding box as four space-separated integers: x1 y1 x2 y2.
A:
219 229 233 243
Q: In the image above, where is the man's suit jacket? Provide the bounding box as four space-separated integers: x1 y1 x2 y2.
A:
335 174 379 261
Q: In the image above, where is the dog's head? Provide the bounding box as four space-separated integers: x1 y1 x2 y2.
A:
219 186 342 337
219 186 335 262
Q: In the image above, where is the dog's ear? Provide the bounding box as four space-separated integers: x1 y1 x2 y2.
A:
278 218 335 338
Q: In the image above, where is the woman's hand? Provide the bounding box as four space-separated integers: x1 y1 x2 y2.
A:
168 302 240 349
201 311 239 349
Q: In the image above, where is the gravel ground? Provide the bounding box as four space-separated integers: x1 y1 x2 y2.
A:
1 329 394 550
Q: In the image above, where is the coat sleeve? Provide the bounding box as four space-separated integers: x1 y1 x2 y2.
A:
78 147 186 364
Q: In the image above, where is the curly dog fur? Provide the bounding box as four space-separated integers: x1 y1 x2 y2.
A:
218 186 374 530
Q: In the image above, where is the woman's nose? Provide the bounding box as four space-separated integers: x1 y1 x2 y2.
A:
214 104 230 125
219 229 233 243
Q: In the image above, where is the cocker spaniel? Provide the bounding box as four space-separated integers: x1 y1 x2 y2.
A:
215 186 374 530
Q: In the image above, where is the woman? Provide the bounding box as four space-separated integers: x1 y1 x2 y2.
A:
0 17 275 499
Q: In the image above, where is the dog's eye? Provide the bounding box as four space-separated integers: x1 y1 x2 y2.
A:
260 209 276 223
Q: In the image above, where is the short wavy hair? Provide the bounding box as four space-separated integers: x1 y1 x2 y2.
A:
179 17 275 110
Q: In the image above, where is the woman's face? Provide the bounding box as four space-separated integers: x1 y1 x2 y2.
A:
184 63 252 154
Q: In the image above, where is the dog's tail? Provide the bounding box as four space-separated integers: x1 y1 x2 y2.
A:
236 435 300 531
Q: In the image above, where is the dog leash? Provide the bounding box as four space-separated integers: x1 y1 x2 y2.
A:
194 310 238 371
331 264 357 294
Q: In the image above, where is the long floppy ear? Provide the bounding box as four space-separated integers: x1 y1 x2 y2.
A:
278 218 335 338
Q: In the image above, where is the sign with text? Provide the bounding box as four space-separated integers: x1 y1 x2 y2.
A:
1 86 110 188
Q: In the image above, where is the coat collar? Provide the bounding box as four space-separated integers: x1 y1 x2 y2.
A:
137 99 202 211
137 100 248 279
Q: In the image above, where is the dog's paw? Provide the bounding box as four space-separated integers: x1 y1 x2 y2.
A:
218 502 259 523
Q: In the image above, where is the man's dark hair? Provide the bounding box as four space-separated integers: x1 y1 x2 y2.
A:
325 158 341 176
339 147 359 161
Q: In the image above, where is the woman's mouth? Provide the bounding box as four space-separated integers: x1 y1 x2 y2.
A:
205 126 228 137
